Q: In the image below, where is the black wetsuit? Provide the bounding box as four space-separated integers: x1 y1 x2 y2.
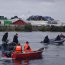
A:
13 34 18 44
2 32 8 50
44 36 49 43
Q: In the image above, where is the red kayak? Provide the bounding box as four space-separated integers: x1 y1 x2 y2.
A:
11 48 44 60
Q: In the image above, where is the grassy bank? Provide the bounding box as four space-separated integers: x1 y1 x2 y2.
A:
0 25 65 32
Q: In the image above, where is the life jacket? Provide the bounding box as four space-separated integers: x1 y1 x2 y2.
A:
15 46 22 53
24 43 32 52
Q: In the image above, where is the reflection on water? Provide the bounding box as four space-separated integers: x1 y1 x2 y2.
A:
13 60 22 65
13 60 29 65
24 60 29 65
2 60 13 65
1 59 29 65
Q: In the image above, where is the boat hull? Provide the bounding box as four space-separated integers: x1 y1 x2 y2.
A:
11 51 43 60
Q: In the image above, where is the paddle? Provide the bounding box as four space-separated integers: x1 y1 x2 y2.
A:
0 57 13 61
37 47 44 51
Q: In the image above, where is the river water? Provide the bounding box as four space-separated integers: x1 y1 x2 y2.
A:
0 31 65 65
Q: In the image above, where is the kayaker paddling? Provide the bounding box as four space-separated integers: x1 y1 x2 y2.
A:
43 35 50 43
55 35 61 41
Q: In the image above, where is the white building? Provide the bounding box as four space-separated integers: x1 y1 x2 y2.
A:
26 20 48 26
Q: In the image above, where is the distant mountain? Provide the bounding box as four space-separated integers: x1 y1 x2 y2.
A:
0 16 7 20
27 15 54 21
11 16 19 19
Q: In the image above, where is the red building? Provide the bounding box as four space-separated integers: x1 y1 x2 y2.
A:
13 20 27 25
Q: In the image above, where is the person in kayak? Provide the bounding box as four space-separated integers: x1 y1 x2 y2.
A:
24 41 32 52
55 35 61 41
55 35 63 45
13 33 19 45
15 43 22 53
43 35 50 43
2 32 8 50
60 33 65 39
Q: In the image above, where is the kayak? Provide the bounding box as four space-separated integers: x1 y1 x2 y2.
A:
54 39 65 43
40 38 65 45
60 34 65 38
11 50 43 60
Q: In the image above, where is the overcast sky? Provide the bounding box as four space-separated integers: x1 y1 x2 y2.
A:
0 0 65 22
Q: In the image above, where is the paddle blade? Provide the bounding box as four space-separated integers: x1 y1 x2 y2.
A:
37 47 44 51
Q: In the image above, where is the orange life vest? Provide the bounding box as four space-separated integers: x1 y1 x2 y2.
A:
24 43 32 52
15 46 22 53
